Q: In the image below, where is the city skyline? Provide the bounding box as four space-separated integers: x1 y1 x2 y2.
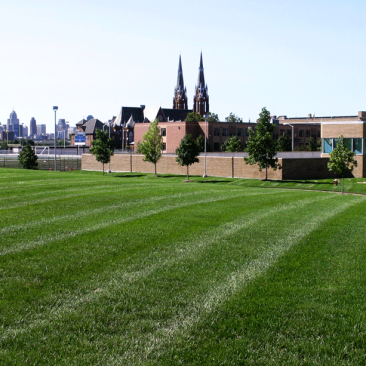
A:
1 0 366 132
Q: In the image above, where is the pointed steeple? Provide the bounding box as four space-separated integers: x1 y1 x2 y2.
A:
173 55 188 110
193 52 209 116
176 55 185 90
197 52 205 88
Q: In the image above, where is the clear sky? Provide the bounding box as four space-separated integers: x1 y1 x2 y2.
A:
1 0 365 132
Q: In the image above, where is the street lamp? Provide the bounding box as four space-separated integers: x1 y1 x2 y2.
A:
283 123 294 151
108 121 112 173
122 123 125 153
203 114 208 178
53 106 58 171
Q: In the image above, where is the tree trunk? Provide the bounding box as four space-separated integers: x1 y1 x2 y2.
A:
187 166 189 181
103 163 104 176
154 162 157 176
265 166 268 181
342 174 344 194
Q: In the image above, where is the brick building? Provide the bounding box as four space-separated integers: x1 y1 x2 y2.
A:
70 118 104 147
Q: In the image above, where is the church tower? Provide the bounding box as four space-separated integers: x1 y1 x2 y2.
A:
193 52 209 116
173 55 188 110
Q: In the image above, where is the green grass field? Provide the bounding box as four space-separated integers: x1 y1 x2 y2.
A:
1 168 366 365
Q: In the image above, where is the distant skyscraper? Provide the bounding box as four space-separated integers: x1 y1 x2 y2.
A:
37 124 46 135
57 119 67 132
30 117 37 136
7 110 20 137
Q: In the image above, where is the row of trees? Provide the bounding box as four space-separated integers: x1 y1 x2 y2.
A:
89 108 357 185
18 107 357 190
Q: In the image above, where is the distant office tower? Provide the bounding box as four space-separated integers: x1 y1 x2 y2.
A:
23 125 28 137
30 117 37 136
57 119 67 132
7 110 20 137
67 127 76 137
37 124 46 135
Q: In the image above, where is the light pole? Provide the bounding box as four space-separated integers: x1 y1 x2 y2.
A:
284 123 294 151
203 114 208 178
53 106 58 171
122 123 125 153
108 121 112 173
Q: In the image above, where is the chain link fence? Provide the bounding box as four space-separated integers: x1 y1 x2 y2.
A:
0 156 81 171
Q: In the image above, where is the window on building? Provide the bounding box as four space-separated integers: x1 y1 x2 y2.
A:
162 142 166 151
161 128 166 136
344 138 352 151
354 138 363 154
214 128 220 136
214 142 220 151
246 128 250 136
299 130 304 137
323 138 333 153
306 130 310 137
287 129 291 137
222 128 228 136
237 128 243 136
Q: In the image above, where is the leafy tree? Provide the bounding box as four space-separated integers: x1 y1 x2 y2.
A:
225 112 243 123
136 119 163 175
244 107 281 180
18 143 38 169
307 136 317 151
196 135 211 153
276 133 291 151
0 141 8 150
176 134 200 181
328 136 357 194
186 112 204 122
206 112 219 122
221 136 242 152
89 129 114 175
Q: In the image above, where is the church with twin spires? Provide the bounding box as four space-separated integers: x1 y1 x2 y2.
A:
173 52 209 117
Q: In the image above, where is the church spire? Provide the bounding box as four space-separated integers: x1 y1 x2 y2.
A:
173 55 188 110
176 55 184 90
197 52 205 88
193 52 209 116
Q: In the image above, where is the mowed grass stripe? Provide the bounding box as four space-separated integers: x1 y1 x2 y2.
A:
167 198 366 365
0 189 281 255
108 197 362 365
0 194 336 346
0 188 268 239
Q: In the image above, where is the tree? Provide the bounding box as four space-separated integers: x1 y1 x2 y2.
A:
18 143 38 169
225 112 243 123
136 119 163 175
89 129 114 175
206 112 219 122
221 136 242 152
328 136 357 194
244 107 281 180
276 133 292 151
307 136 317 151
176 134 200 181
186 112 204 122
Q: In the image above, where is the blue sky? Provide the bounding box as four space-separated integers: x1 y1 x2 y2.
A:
1 0 365 131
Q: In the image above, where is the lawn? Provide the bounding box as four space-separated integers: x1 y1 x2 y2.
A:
1 168 366 365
